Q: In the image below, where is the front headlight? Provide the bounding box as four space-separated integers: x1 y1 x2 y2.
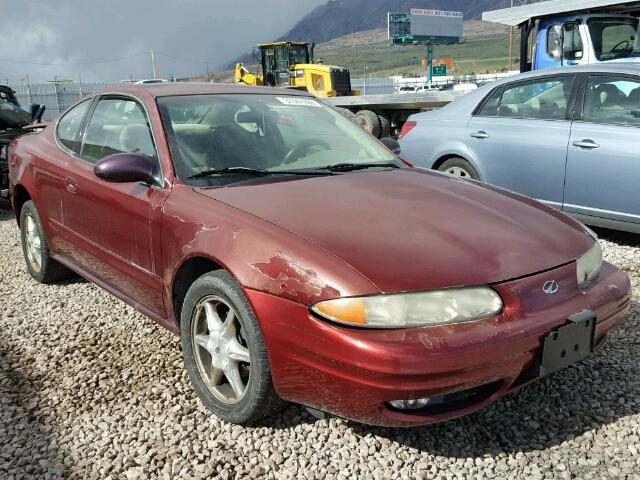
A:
311 287 503 328
577 240 602 291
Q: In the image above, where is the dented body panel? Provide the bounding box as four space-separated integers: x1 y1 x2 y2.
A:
8 83 632 427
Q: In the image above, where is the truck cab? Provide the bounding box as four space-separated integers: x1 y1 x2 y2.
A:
534 13 639 70
483 0 640 72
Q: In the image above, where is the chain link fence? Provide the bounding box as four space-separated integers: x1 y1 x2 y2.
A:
9 82 119 121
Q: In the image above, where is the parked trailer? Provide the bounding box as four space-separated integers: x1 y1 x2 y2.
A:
324 90 468 138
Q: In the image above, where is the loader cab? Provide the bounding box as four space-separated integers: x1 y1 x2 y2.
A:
259 42 313 87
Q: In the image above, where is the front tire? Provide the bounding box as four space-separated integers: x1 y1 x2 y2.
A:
180 270 283 425
20 200 71 283
437 157 480 180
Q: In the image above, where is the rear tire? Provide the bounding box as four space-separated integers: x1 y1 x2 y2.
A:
437 157 480 180
180 270 284 425
378 114 391 138
20 200 72 283
335 107 358 125
355 110 381 137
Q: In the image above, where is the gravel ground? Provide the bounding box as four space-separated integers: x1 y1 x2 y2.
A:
1 200 639 480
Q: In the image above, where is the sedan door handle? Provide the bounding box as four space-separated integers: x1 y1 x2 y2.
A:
572 139 600 149
470 131 490 139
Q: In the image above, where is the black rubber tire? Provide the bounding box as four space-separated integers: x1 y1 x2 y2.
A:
437 157 480 180
378 114 391 138
20 200 72 283
335 107 358 125
355 110 381 137
180 270 284 425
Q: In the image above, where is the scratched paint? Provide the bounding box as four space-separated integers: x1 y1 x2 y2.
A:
251 252 340 305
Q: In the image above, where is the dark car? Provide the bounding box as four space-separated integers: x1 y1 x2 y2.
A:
8 83 631 427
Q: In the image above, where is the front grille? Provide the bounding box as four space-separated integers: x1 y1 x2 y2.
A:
330 68 352 96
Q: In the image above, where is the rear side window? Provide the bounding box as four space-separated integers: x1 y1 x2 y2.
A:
583 75 640 127
80 97 156 164
477 76 574 120
56 99 91 153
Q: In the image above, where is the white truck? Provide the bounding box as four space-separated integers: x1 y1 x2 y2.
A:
483 0 640 72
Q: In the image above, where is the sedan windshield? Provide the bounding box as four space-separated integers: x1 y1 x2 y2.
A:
157 94 398 185
588 17 640 61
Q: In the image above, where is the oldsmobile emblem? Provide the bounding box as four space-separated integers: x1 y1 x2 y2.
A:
542 280 559 295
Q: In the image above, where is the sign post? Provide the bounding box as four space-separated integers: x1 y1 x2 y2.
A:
426 42 433 84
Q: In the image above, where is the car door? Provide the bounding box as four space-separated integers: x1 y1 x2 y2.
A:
39 98 93 234
466 75 576 209
61 95 169 317
564 74 640 230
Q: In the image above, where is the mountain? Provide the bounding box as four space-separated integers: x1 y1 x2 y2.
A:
280 0 506 45
228 0 508 66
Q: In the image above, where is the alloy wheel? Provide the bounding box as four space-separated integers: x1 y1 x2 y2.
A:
191 296 251 405
24 213 42 272
445 166 472 178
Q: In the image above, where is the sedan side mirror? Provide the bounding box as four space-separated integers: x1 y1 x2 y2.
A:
380 137 401 155
94 153 154 183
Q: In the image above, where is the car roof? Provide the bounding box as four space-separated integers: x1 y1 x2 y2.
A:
498 63 640 84
95 82 314 98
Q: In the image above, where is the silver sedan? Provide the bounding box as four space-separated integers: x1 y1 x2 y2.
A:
399 64 640 234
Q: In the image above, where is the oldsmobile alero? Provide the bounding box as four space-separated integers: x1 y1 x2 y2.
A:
7 83 631 427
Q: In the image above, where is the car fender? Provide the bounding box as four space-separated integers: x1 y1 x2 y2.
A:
8 137 43 221
162 185 380 325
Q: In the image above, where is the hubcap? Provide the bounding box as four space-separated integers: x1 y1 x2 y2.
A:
191 296 251 405
446 166 472 178
24 214 42 272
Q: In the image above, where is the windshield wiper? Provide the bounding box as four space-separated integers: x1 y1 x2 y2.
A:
322 162 401 172
188 166 333 180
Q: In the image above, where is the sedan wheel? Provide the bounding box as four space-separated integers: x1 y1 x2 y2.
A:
437 157 480 180
191 296 251 404
24 213 42 272
20 200 72 283
180 270 284 424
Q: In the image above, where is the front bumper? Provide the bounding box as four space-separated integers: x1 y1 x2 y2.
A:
245 261 631 427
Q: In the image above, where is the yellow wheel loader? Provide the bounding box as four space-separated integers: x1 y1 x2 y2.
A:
234 41 357 98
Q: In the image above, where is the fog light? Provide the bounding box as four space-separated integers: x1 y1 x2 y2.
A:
388 396 444 410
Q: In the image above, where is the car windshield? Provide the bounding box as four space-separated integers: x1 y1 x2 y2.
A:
588 17 640 61
157 93 398 185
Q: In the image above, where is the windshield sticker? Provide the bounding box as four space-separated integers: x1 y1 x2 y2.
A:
276 97 321 107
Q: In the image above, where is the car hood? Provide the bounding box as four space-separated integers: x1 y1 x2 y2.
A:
196 169 594 293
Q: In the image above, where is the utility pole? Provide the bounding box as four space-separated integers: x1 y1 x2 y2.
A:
508 0 514 71
150 49 157 78
363 45 367 95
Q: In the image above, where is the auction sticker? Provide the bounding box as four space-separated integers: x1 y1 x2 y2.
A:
276 97 321 107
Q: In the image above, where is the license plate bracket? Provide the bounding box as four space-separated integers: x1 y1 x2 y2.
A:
539 309 596 377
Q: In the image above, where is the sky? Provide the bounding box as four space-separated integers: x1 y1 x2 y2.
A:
0 0 326 83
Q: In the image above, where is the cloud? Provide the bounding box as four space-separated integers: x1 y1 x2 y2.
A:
0 0 326 82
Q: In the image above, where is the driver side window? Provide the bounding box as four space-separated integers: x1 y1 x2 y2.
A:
80 98 156 165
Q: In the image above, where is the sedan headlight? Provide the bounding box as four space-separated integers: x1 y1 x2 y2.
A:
311 287 503 328
577 240 602 291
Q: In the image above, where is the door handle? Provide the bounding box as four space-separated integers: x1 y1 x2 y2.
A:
572 139 600 149
471 131 490 139
65 176 77 193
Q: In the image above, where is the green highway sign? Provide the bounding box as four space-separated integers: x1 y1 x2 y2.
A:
432 65 447 76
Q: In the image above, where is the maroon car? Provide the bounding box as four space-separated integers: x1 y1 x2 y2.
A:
8 84 630 427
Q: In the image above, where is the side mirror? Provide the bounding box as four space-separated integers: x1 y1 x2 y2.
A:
380 137 401 155
94 153 154 183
